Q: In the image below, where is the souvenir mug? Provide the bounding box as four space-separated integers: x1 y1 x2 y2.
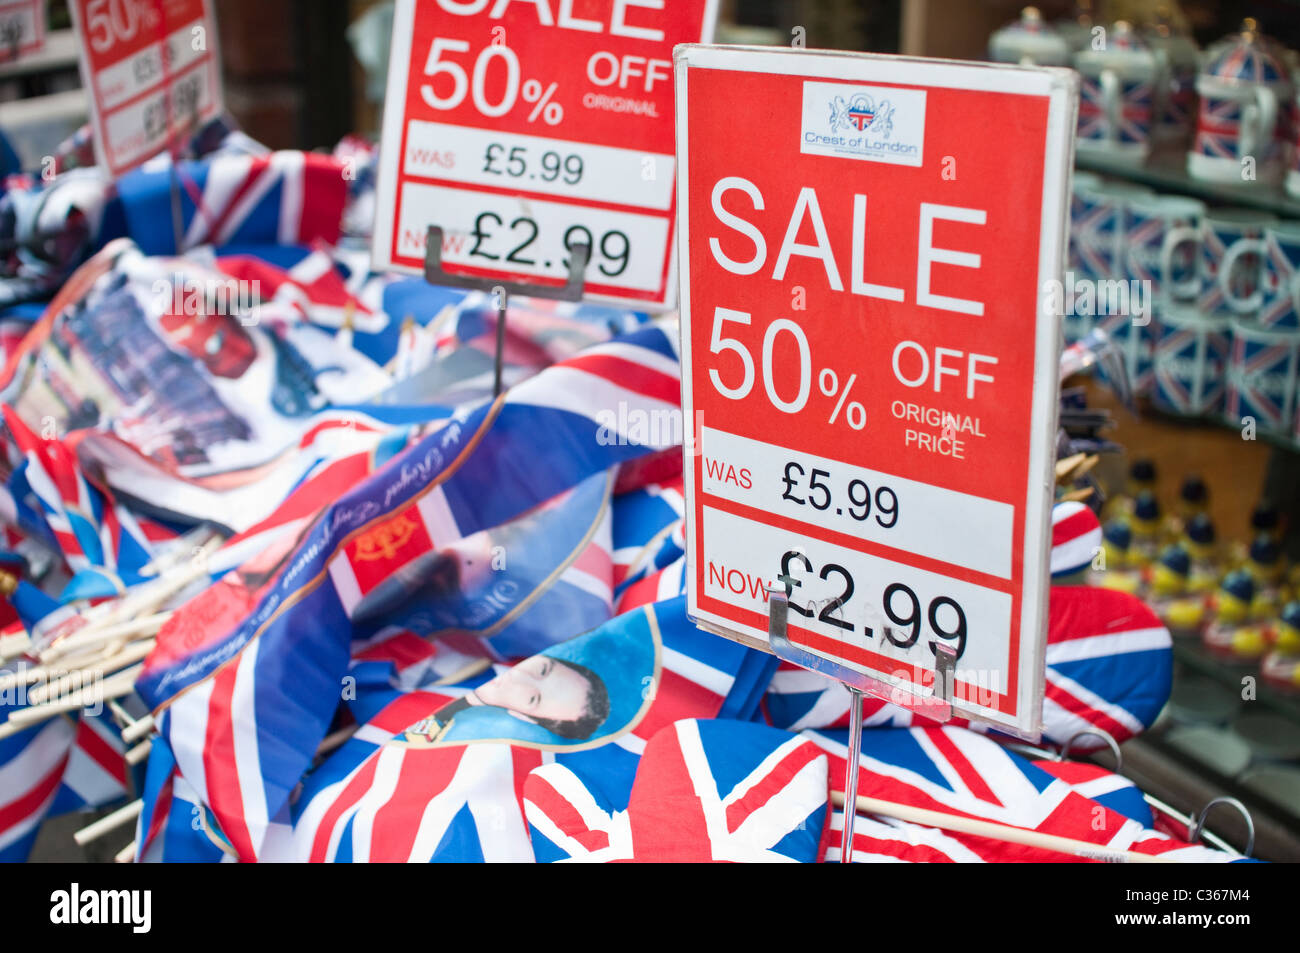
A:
1123 194 1204 301
1152 304 1229 417
1070 179 1152 279
1074 22 1167 162
1197 208 1275 317
1188 26 1293 185
1225 320 1300 435
1289 86 1300 199
989 7 1072 66
1219 221 1300 330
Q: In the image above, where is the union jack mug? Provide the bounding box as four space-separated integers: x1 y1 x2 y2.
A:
1225 320 1300 434
1219 222 1300 329
1152 304 1229 418
1123 195 1204 302
1070 179 1152 280
1197 208 1275 317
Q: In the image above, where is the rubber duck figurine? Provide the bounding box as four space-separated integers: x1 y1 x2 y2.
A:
1148 544 1204 638
1261 601 1300 693
1245 535 1285 617
1183 512 1221 594
1229 504 1281 568
1092 520 1142 594
1163 474 1209 541
1129 490 1163 566
1203 570 1270 661
1103 457 1157 522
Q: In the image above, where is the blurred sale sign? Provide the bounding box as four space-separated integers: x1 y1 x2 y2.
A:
674 46 1078 738
69 0 223 178
0 1 46 62
373 0 718 309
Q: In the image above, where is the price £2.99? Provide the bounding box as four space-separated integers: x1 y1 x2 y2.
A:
776 550 968 659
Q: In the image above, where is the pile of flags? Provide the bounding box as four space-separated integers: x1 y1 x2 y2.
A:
0 117 1246 863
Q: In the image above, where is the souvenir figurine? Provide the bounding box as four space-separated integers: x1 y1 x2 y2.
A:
1203 570 1270 661
1092 520 1142 594
1129 490 1163 565
1148 544 1204 638
1261 602 1300 692
1162 474 1208 541
1183 512 1221 594
1245 535 1286 616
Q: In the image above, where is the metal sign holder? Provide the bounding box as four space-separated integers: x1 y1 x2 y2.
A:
767 590 957 863
423 225 590 398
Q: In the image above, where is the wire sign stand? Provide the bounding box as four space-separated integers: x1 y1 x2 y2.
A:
423 225 590 398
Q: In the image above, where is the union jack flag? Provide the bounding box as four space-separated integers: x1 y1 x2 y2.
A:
524 718 829 862
806 725 1238 862
279 597 776 862
764 585 1171 753
1256 233 1300 330
138 326 693 861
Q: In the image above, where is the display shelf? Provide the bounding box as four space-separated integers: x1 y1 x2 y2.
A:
1172 639 1300 723
1076 149 1300 219
1121 735 1300 861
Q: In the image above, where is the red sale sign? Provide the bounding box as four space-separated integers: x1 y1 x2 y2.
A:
0 1 46 62
675 47 1077 738
69 0 223 179
372 0 718 309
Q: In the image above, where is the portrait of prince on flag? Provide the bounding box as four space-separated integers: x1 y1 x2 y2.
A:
397 612 659 751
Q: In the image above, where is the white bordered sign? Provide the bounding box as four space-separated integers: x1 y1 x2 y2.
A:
675 45 1078 739
372 0 718 310
69 0 223 180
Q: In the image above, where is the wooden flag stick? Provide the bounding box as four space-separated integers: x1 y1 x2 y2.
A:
39 613 170 665
1054 453 1086 481
73 799 143 847
125 739 151 766
831 791 1175 863
0 630 30 662
5 665 143 730
27 640 156 706
121 712 156 745
316 724 358 758
114 840 137 863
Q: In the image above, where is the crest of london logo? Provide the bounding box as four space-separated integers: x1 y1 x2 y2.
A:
830 94 895 137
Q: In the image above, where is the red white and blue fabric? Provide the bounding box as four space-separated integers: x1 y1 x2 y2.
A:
1050 500 1102 578
48 709 130 815
1193 96 1251 161
524 718 829 862
134 736 231 864
1 406 166 586
281 597 776 862
341 471 615 663
136 326 687 861
804 725 1237 862
764 585 1172 752
109 151 348 257
0 688 75 861
1033 758 1152 827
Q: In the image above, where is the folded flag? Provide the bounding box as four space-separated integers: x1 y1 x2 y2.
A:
138 326 687 861
804 725 1235 862
282 596 777 862
524 718 829 863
